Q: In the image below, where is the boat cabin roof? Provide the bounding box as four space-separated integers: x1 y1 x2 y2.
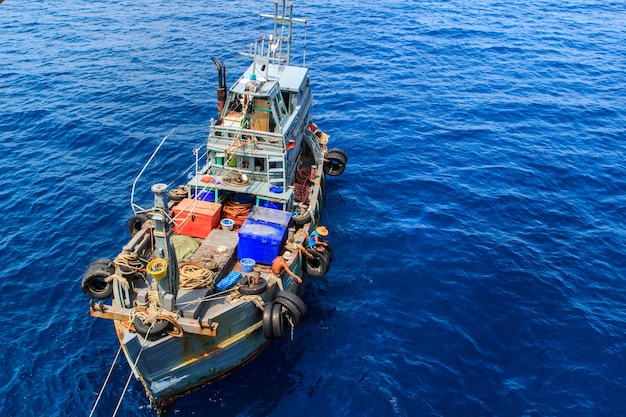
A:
232 63 309 94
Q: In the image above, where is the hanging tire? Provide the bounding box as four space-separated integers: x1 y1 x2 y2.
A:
263 301 285 339
133 316 172 341
239 278 267 295
323 150 347 176
274 291 307 323
127 213 149 236
271 303 284 339
263 302 275 339
305 248 329 277
81 259 115 299
293 210 312 226
86 258 114 272
327 148 348 163
321 243 334 263
81 269 113 299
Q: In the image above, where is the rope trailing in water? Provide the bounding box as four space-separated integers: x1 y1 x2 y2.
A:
87 345 122 417
111 319 160 417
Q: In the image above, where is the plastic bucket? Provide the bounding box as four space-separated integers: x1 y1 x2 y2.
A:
147 258 169 281
240 258 256 273
220 218 234 231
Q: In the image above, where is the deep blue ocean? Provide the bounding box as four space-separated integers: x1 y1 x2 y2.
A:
2 1 626 416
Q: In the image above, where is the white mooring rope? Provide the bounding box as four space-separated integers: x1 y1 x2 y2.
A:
88 345 122 417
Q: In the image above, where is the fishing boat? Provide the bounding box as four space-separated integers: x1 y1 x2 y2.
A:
81 0 347 412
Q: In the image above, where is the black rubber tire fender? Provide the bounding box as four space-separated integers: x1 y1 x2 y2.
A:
323 150 347 176
273 296 303 326
321 243 334 263
293 210 312 226
81 268 113 300
127 213 149 236
86 258 114 272
133 316 171 341
263 301 275 339
271 302 284 339
326 148 348 163
305 248 329 277
274 291 308 321
239 278 267 295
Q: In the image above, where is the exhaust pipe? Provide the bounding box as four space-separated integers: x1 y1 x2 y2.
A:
211 57 227 116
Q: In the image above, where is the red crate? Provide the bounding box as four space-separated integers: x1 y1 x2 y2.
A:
172 198 222 238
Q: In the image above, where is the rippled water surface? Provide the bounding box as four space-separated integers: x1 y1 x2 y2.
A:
2 1 626 416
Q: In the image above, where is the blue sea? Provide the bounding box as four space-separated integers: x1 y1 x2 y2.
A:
2 0 626 416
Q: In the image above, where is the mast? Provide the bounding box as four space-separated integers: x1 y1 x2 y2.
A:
240 0 306 66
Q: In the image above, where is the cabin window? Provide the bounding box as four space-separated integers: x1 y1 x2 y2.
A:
214 152 226 166
254 158 265 172
275 93 288 119
269 160 283 170
281 92 292 113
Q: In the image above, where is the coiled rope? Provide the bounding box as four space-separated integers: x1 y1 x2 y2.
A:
294 167 312 202
222 169 251 187
179 262 215 289
223 195 253 224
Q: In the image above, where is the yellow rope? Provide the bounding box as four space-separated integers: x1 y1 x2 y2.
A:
179 262 215 289
115 252 143 274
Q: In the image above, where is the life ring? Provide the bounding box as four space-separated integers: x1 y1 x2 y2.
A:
323 150 347 176
262 301 284 339
274 291 307 325
127 213 149 236
305 248 329 277
81 259 115 299
133 316 172 341
239 278 267 295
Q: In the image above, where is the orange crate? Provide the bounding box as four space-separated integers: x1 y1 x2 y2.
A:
172 198 222 238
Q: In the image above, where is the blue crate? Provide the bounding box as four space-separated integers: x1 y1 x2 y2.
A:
237 219 288 264
247 205 292 226
216 271 242 291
